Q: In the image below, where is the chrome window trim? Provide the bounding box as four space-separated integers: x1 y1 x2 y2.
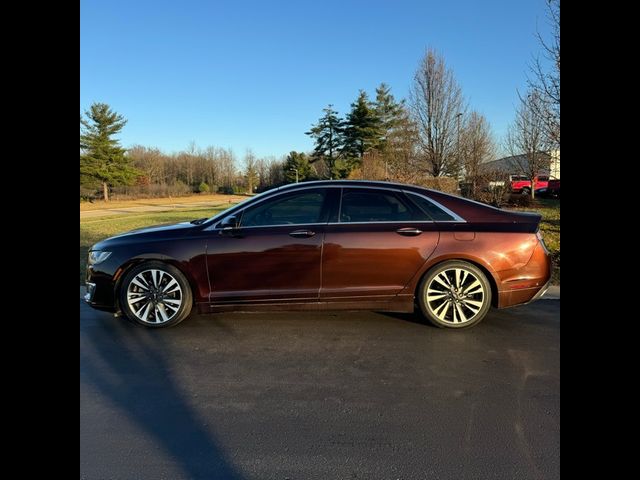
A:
327 220 435 225
418 188 506 213
221 222 329 230
403 190 467 223
204 183 466 230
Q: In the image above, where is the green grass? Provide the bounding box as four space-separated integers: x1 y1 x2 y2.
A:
508 197 560 285
80 205 235 284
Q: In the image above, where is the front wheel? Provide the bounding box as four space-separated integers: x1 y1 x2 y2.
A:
119 261 193 328
417 261 492 329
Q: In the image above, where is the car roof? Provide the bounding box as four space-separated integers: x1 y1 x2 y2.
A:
272 179 439 194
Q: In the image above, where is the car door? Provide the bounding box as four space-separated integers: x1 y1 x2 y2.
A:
320 187 440 300
205 188 335 303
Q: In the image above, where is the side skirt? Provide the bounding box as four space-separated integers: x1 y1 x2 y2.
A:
195 295 415 314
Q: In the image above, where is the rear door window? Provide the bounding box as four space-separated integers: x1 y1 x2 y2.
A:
339 189 423 222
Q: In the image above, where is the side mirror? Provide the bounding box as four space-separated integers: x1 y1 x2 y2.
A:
219 214 240 231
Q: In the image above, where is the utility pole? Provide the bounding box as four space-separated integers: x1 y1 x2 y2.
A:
290 168 299 183
456 112 463 179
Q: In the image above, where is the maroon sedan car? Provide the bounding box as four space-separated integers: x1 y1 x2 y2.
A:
84 180 551 329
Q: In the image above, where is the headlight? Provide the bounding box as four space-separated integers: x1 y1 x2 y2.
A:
88 250 112 265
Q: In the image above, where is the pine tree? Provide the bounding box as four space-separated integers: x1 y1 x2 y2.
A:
305 105 344 178
283 151 313 183
80 103 137 201
342 91 382 160
374 83 405 153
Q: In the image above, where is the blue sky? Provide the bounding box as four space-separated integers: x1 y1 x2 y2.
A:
80 0 553 159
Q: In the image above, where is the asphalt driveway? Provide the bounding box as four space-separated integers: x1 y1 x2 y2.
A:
80 298 559 480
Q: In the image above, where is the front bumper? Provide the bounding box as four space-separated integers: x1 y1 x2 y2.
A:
84 263 118 312
84 282 96 302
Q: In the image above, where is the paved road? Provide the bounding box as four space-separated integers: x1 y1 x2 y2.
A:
80 299 559 480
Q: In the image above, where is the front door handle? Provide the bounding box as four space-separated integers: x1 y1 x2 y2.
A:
396 227 422 236
289 229 316 238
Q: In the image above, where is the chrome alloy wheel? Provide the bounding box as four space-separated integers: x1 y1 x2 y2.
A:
126 269 183 324
425 267 486 325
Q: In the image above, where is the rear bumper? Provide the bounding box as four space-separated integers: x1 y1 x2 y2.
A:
496 241 552 308
527 279 551 303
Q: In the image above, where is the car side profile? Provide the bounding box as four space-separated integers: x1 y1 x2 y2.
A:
84 180 551 329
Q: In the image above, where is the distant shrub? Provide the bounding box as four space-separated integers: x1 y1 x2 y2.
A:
198 182 210 193
80 186 98 202
412 177 459 195
474 186 509 208
109 181 192 200
507 193 533 207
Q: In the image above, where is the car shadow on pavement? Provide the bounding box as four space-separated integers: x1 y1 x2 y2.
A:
378 310 437 327
80 308 242 479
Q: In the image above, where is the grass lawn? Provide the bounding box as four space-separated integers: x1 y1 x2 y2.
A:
80 204 236 284
507 197 560 285
80 193 247 211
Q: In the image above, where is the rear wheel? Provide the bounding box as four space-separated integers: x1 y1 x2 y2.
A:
119 261 193 328
417 261 492 329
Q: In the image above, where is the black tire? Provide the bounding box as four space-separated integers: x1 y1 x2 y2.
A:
417 260 492 329
119 261 193 328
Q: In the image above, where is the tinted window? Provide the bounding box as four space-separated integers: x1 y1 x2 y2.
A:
406 192 456 221
241 190 327 227
340 189 418 222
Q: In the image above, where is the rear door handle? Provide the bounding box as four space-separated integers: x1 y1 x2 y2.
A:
289 229 316 238
396 227 422 236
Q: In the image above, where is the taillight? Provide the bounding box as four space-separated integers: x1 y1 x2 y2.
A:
536 231 549 254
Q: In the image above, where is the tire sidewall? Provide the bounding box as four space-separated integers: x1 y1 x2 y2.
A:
418 261 492 329
119 261 193 328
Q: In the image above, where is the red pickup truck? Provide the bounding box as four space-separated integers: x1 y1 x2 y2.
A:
511 175 560 197
546 178 560 198
510 175 557 196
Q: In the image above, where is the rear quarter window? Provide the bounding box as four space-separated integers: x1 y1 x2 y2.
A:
405 192 457 221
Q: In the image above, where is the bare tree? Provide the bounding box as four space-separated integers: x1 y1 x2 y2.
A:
348 150 387 180
528 0 560 149
203 146 222 189
267 156 286 187
505 90 550 199
255 157 268 188
219 149 236 190
243 149 259 194
128 145 166 184
460 112 496 197
409 48 466 177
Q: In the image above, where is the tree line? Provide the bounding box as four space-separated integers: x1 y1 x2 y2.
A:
81 1 558 201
